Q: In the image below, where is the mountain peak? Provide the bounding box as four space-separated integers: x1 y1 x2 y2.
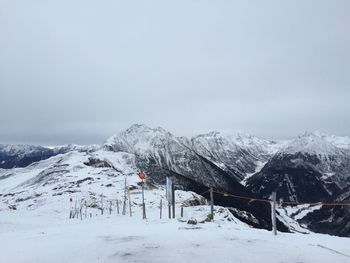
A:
280 131 341 156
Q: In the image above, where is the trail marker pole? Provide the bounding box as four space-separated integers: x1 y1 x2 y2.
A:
139 172 147 220
142 181 146 219
210 188 214 221
271 192 277 236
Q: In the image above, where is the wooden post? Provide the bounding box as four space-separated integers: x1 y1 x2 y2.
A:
210 188 214 221
69 199 72 219
74 199 78 219
79 201 83 220
172 182 175 219
271 192 277 236
122 177 127 215
168 204 171 219
128 183 132 217
85 200 87 218
160 199 162 219
101 194 104 215
181 206 184 217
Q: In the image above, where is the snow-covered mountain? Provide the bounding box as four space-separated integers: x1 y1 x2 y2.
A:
0 143 100 169
103 124 286 230
103 124 245 188
2 125 350 237
0 144 58 169
246 131 350 236
246 132 350 200
190 131 284 181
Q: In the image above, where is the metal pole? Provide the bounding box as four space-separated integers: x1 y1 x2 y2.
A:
142 180 146 219
210 188 214 221
271 192 277 236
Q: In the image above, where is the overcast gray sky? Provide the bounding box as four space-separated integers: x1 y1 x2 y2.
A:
0 0 349 145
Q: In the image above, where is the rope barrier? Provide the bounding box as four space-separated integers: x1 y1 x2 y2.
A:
210 189 350 206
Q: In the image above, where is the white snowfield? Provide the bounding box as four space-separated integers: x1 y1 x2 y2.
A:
1 205 350 263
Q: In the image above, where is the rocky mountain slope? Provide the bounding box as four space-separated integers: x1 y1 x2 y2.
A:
190 131 281 181
246 132 350 237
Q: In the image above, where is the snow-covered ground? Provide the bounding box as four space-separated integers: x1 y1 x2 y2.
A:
1 202 350 263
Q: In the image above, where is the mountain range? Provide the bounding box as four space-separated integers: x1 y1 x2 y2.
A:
1 124 350 236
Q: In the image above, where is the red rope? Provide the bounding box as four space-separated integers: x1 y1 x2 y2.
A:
211 190 350 206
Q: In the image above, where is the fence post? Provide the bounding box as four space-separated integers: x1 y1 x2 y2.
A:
160 199 162 219
128 183 132 217
271 192 277 236
122 178 127 215
210 188 214 221
101 194 104 215
85 200 87 218
172 182 175 219
181 206 184 218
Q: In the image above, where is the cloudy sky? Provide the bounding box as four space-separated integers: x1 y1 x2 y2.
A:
1 0 349 145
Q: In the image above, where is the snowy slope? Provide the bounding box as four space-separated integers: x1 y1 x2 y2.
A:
1 205 350 263
0 143 100 169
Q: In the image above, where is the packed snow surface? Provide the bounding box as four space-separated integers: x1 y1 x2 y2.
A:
1 206 350 263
